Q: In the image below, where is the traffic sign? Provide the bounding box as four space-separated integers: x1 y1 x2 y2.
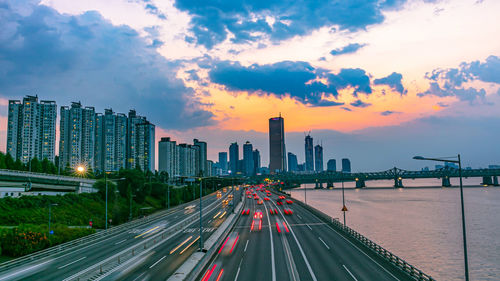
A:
49 230 54 235
341 205 348 212
89 220 93 227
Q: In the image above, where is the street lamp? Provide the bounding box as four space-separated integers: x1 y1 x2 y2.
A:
413 154 469 281
76 165 85 174
341 172 347 226
199 177 203 251
48 203 58 236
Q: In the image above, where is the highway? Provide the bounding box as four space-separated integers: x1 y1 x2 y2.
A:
202 187 414 281
0 187 240 281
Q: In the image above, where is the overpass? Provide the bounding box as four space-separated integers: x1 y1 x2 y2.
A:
256 167 500 188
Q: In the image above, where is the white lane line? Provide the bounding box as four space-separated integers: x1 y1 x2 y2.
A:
297 214 303 220
306 224 312 230
132 272 146 281
234 258 244 281
262 200 277 281
114 239 127 245
318 237 330 250
244 240 249 252
149 256 166 269
343 264 359 281
58 256 86 269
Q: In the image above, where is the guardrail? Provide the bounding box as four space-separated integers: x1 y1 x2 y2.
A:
0 192 220 273
279 190 435 281
0 169 96 184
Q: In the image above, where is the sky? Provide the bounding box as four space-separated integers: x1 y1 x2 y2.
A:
0 0 499 171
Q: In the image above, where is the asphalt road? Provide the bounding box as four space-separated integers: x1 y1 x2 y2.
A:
202 188 414 281
0 188 236 281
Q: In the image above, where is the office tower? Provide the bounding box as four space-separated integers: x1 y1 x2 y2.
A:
6 95 56 164
218 152 228 174
59 102 95 170
297 163 305 171
136 121 155 172
314 144 323 172
159 137 178 179
269 116 286 173
237 159 245 174
327 159 336 172
243 141 254 176
127 110 145 169
342 158 351 173
253 149 260 174
304 134 314 172
193 139 208 176
206 160 213 177
288 152 298 172
229 142 239 174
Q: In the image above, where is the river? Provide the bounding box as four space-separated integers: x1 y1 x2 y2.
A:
289 179 500 280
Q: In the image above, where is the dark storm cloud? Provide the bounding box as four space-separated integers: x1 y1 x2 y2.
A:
174 0 412 49
330 43 367 56
208 60 379 107
0 0 214 129
418 55 500 104
373 72 407 95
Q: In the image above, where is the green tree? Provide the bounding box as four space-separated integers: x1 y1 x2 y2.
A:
13 159 23 171
93 179 117 202
30 158 42 173
4 153 14 169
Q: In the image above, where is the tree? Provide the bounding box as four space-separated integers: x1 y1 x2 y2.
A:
4 153 14 169
117 169 145 198
30 158 42 173
0 152 6 169
93 179 117 202
13 159 23 171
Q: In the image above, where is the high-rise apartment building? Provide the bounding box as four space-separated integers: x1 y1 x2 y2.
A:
178 144 196 176
253 149 260 174
314 144 323 172
218 152 228 174
136 121 155 172
327 159 336 171
59 102 95 170
159 137 179 178
269 116 286 173
288 152 298 172
342 158 351 173
193 139 207 176
243 141 254 176
229 142 239 174
6 95 57 164
126 110 145 169
305 134 314 172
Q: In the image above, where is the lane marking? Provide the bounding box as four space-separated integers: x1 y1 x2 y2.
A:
219 211 227 218
132 272 146 281
244 240 249 252
297 214 303 220
318 237 330 250
306 224 312 230
213 211 221 219
179 236 200 254
234 258 244 281
114 239 126 245
134 226 160 238
170 236 193 254
149 256 166 269
343 264 359 281
262 199 276 281
58 256 86 269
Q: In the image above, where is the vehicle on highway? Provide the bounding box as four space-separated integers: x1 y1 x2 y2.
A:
222 199 229 206
254 209 263 219
216 191 222 198
185 205 195 210
286 199 293 204
275 219 290 233
223 187 227 192
247 195 252 199
251 216 262 231
257 200 263 205
219 232 239 256
241 209 250 215
284 208 293 215
269 208 278 215
279 195 286 199
277 199 283 205
202 262 224 281
264 197 270 201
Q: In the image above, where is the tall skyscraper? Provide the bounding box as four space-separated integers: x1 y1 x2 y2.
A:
314 144 323 172
253 149 260 174
243 141 254 176
304 134 314 172
288 152 298 172
6 95 56 164
193 139 207 176
218 152 228 174
59 102 95 170
136 121 155 172
159 137 179 179
269 116 286 173
327 159 336 171
94 113 104 172
229 142 239 174
126 110 145 169
342 158 351 173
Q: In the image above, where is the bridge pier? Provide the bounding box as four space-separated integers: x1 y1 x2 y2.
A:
442 177 451 187
326 182 334 189
482 176 493 186
494 176 499 186
315 181 324 189
394 178 404 188
355 179 366 188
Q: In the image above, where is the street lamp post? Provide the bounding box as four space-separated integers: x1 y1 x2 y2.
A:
199 178 203 251
413 155 469 281
48 203 58 235
341 172 346 226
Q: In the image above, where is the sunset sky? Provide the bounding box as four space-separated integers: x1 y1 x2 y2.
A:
1 0 499 171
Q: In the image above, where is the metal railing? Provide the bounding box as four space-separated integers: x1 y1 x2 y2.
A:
280 190 435 281
0 169 96 184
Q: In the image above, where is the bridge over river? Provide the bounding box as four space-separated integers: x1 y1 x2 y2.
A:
256 167 500 188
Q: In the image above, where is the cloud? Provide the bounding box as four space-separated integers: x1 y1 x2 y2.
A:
208 60 376 107
0 0 214 129
419 55 500 104
330 43 366 56
373 72 407 95
341 107 352 112
380 110 400 116
174 0 413 49
350 100 371 108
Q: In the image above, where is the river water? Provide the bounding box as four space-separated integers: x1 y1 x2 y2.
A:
289 178 500 281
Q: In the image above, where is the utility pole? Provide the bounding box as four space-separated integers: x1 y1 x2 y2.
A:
199 178 203 251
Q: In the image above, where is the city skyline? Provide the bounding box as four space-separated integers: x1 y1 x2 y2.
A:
0 0 499 171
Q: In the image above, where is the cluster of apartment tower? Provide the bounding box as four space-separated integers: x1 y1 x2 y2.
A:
7 95 155 173
158 138 212 178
